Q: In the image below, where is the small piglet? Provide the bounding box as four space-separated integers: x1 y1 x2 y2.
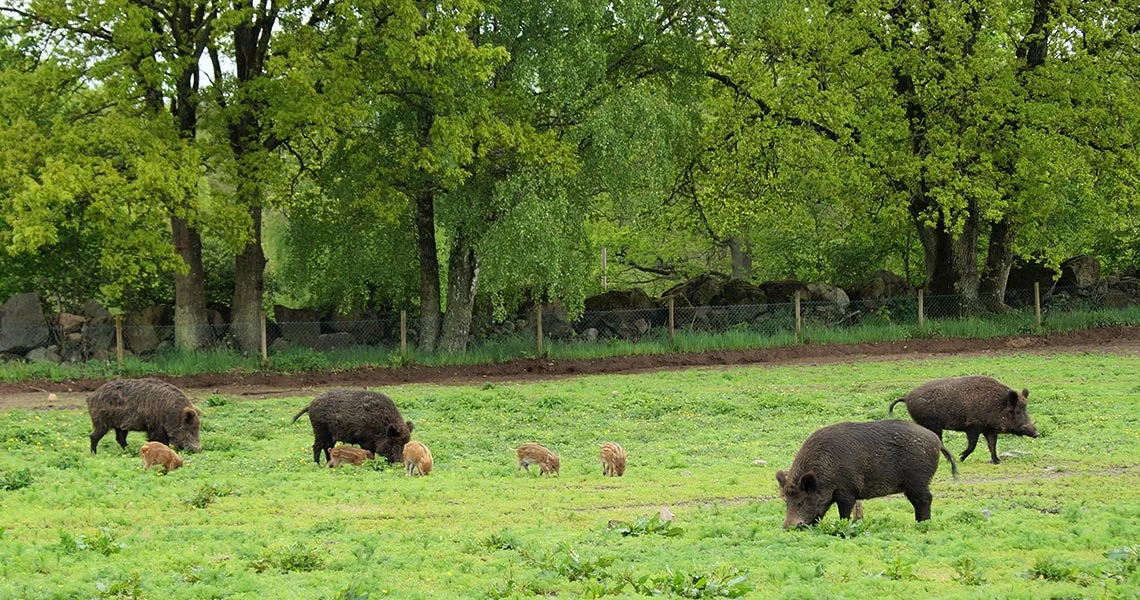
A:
403 441 433 476
327 446 375 468
517 442 560 476
776 420 957 528
140 441 183 473
890 375 1038 464
600 442 626 477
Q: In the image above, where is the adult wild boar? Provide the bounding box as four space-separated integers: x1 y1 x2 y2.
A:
87 378 202 454
889 375 1038 464
775 420 956 528
292 389 414 464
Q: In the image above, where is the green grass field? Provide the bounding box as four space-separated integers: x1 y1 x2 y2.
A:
0 351 1138 598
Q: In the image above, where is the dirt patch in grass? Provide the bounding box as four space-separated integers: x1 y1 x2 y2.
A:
2 325 1137 411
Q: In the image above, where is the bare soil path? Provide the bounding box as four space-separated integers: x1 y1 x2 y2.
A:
2 326 1137 411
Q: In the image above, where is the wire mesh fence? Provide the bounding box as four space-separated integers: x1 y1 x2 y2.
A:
1 283 1137 367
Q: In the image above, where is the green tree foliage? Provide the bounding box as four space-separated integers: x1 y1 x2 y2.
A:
0 24 194 310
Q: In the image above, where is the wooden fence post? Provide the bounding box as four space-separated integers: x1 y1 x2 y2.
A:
259 310 268 364
400 311 407 354
794 290 802 341
918 289 925 330
1034 282 1042 327
536 302 544 357
115 315 124 365
668 297 675 344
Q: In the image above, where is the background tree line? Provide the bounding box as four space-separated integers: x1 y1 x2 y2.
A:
1 0 1137 353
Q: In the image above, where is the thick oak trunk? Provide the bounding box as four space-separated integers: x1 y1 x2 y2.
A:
727 235 752 281
232 205 266 353
438 235 478 353
979 218 1014 312
171 216 209 351
415 188 442 352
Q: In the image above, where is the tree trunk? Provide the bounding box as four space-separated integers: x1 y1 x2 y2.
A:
727 235 752 281
911 199 980 317
232 205 266 353
979 218 1014 312
438 234 478 352
171 216 209 351
415 187 442 352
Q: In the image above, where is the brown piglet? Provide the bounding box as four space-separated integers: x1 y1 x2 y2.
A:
403 441 433 476
140 441 183 473
600 442 626 476
327 445 375 468
517 442 560 476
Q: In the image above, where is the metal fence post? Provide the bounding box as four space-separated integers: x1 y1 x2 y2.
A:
115 315 124 365
918 289 925 330
536 302 544 357
400 310 407 354
1034 282 1042 327
668 297 675 343
794 290 802 341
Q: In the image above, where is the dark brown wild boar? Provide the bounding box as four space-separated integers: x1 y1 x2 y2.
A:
292 389 413 464
87 379 202 454
775 420 957 528
889 375 1038 464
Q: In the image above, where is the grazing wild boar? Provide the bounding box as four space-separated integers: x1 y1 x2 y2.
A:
292 389 414 465
889 375 1039 464
600 442 627 477
140 441 183 473
775 420 957 528
87 378 202 454
517 442 560 476
403 441 433 476
327 445 375 468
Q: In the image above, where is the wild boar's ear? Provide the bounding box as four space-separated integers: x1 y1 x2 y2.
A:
183 407 199 426
1022 388 1030 400
1007 390 1020 406
775 471 788 488
800 471 818 493
406 420 414 432
387 424 400 437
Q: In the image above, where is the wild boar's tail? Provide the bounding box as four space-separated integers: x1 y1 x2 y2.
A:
939 444 959 479
291 405 311 424
888 398 906 416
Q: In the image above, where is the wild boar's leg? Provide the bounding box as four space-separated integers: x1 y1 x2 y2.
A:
90 426 110 454
984 430 1002 464
905 488 933 522
836 496 857 520
114 429 129 449
960 427 982 462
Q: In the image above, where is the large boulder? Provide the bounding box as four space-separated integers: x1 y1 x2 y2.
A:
25 345 61 363
1058 255 1101 290
0 293 51 354
1005 258 1057 306
662 274 725 307
849 270 911 306
584 288 656 311
805 282 850 322
539 301 574 340
82 300 115 354
1106 276 1140 308
758 280 808 304
274 305 322 347
717 279 768 306
123 304 173 353
314 332 355 351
